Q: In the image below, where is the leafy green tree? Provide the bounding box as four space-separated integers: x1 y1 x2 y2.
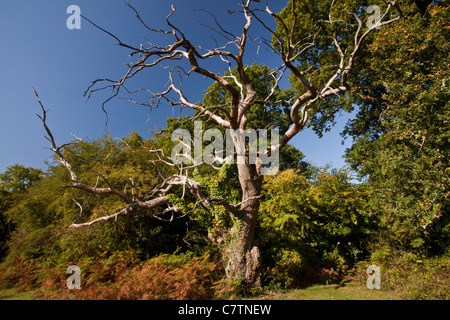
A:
261 167 373 287
343 2 449 254
2 134 191 269
0 164 43 194
0 165 43 260
280 0 448 255
0 191 11 260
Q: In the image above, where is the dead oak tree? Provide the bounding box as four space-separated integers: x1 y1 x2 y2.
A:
36 0 401 288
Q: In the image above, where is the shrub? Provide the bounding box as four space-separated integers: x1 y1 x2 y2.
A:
0 258 40 291
59 252 218 300
353 250 450 300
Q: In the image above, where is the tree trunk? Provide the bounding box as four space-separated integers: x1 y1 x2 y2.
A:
224 162 263 288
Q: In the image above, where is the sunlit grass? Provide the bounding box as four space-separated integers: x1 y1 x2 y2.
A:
254 283 403 300
0 288 35 300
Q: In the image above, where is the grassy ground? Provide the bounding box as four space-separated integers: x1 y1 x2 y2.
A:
0 288 36 300
1 282 402 300
254 283 402 300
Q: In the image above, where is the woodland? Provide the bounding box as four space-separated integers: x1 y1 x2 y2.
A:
0 0 448 299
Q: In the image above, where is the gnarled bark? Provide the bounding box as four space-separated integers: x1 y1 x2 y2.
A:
224 162 263 287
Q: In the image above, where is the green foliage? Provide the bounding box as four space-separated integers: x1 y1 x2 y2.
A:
277 0 397 136
121 130 144 147
0 165 44 260
0 134 196 288
159 109 310 249
354 249 450 300
260 167 373 288
0 164 43 194
278 0 449 258
344 3 449 254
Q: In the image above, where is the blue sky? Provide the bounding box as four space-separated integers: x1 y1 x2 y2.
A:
0 0 353 174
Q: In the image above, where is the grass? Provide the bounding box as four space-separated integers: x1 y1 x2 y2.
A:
0 288 36 300
1 282 403 300
254 283 403 300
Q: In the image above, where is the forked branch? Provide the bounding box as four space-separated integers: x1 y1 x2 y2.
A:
35 88 244 226
34 88 132 204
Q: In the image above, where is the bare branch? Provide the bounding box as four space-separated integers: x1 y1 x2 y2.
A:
69 196 169 228
72 198 83 225
266 0 401 154
34 88 132 204
81 14 142 53
195 8 240 44
208 198 238 216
